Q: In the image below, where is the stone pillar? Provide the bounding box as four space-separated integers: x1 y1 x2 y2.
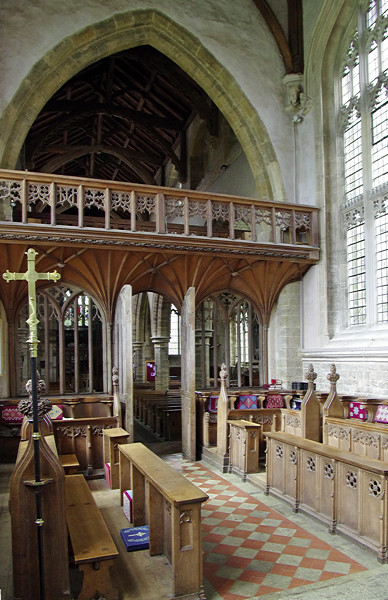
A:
216 364 229 461
194 328 212 388
195 330 203 389
104 321 112 394
152 336 170 391
132 341 145 383
203 331 212 388
121 285 133 442
268 282 301 387
181 287 196 460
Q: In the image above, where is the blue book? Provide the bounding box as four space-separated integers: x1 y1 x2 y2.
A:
120 526 149 551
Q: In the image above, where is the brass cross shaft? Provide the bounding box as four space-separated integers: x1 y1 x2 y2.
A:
3 248 61 357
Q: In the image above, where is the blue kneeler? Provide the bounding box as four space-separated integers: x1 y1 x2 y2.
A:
120 526 149 551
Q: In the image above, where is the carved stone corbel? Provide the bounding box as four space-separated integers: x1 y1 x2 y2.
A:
283 73 312 117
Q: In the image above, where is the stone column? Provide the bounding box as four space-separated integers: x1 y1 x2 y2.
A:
181 287 196 460
195 329 202 389
120 285 133 442
132 341 145 383
152 336 170 391
203 332 212 388
216 364 229 465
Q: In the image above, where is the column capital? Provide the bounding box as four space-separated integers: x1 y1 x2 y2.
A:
151 336 170 345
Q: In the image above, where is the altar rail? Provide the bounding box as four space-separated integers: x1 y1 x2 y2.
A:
265 431 388 562
0 169 319 248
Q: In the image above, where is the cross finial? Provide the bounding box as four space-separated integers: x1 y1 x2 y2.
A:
3 248 61 357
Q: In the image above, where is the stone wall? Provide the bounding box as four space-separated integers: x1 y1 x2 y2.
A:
268 282 302 388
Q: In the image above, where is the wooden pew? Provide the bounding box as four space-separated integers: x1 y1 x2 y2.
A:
196 389 296 450
146 397 178 430
152 400 181 436
52 415 120 475
10 431 70 600
119 442 208 599
65 474 119 600
324 411 388 461
265 430 388 563
135 391 167 425
134 389 182 439
18 433 80 475
161 407 182 441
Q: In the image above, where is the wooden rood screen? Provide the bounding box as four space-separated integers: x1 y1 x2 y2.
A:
119 442 208 599
0 169 319 247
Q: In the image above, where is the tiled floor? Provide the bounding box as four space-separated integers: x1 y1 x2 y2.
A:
2 443 388 600
164 457 368 600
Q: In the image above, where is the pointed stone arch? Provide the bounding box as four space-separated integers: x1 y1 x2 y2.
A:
0 9 284 200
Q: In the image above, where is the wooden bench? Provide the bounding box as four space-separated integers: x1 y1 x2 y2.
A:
161 407 181 440
119 442 208 599
65 474 119 600
153 400 181 435
134 391 182 439
135 391 167 424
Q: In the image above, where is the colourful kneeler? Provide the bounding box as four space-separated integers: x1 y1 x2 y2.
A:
120 526 149 551
104 462 111 487
123 489 133 523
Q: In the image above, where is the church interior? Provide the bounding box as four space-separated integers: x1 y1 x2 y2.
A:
1 1 388 599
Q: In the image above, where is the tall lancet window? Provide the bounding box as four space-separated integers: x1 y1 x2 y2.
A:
168 305 181 355
340 0 388 326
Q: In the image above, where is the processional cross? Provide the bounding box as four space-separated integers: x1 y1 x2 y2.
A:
3 247 61 357
3 248 60 600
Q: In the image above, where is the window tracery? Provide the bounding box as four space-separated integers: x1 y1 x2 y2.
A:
340 0 388 326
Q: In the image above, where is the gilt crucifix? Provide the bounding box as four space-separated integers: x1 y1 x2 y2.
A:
3 248 61 357
2 248 61 600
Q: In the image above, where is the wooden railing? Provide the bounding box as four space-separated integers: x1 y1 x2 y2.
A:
0 169 319 249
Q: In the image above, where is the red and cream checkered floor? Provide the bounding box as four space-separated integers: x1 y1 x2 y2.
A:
165 457 368 600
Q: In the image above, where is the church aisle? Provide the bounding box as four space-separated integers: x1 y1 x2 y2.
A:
158 454 388 600
175 459 367 599
2 450 388 600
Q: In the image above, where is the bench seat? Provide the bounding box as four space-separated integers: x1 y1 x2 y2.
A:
65 474 119 600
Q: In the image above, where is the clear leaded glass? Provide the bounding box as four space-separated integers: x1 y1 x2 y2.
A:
341 0 388 327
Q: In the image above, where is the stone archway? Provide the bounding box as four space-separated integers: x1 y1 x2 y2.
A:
0 9 284 201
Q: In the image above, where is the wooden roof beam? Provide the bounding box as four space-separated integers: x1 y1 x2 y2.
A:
40 147 157 185
41 102 183 130
251 0 304 74
44 144 163 166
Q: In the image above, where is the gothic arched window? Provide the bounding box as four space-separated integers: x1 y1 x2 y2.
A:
340 0 388 326
17 286 105 395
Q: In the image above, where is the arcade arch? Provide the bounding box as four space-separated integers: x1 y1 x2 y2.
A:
0 9 283 201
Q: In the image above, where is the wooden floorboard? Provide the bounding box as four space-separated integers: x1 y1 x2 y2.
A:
89 477 174 600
